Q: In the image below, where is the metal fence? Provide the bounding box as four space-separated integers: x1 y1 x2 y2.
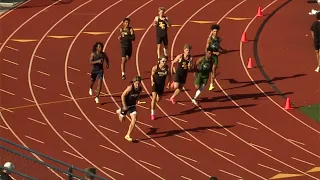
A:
0 137 106 180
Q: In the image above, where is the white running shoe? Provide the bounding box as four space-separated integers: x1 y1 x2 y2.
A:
89 88 93 95
315 66 320 72
95 97 99 104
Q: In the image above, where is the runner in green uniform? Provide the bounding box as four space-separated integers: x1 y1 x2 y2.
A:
205 24 226 90
191 47 216 106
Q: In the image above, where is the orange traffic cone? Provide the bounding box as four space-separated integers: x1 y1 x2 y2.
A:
247 58 253 68
257 6 263 17
284 98 293 110
241 32 248 42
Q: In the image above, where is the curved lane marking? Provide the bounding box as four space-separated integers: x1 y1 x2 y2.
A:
64 0 168 179
28 0 124 179
0 0 65 178
135 0 268 179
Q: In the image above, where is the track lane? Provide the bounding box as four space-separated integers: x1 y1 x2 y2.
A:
133 0 292 179
0 0 84 178
137 0 320 179
66 0 219 179
241 0 320 132
1 0 128 179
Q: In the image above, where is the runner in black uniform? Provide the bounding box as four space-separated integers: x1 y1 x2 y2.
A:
119 18 135 79
153 7 171 59
150 56 171 120
169 44 193 104
116 76 142 142
310 12 320 72
89 42 109 104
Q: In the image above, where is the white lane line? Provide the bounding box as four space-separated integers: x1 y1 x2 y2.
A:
25 135 44 144
287 139 305 146
5 46 19 51
258 163 281 172
176 154 197 163
214 148 235 157
219 169 242 179
0 88 15 95
34 55 46 60
250 143 272 152
97 107 116 114
174 134 192 141
63 113 82 120
137 104 148 109
33 84 46 90
291 157 315 166
207 129 227 136
237 122 259 130
37 70 50 76
0 107 13 113
60 94 71 99
27 117 47 125
0 125 9 130
68 66 80 71
99 125 119 134
136 120 153 128
99 145 120 154
139 140 156 148
2 58 19 65
102 166 124 176
181 176 193 180
63 131 82 139
63 150 83 159
2 73 17 80
170 116 187 123
139 160 161 169
23 98 35 103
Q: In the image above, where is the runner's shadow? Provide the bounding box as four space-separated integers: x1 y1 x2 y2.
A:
138 124 234 141
16 0 73 9
200 91 293 103
178 104 256 115
220 73 306 90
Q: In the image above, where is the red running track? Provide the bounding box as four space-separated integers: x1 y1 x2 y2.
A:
0 0 319 179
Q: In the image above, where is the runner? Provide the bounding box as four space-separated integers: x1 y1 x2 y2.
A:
205 24 226 88
150 56 171 120
118 17 135 79
310 12 320 72
153 7 171 59
89 42 109 104
116 76 142 142
191 47 216 106
169 44 193 104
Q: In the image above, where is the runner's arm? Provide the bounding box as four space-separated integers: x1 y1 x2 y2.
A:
150 65 157 86
130 28 135 41
171 54 181 74
153 16 158 26
164 16 171 27
121 85 132 109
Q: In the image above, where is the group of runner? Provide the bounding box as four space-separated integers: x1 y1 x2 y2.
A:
88 7 226 142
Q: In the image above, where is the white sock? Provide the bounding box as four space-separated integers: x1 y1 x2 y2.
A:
194 90 201 99
151 110 155 115
163 48 167 56
122 72 125 76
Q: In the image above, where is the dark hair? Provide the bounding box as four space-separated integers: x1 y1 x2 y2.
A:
206 47 214 52
123 17 130 23
84 167 96 179
211 24 220 31
316 12 320 20
92 42 104 52
132 75 142 83
209 177 218 180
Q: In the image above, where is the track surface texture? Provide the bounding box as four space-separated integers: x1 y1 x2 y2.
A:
0 0 319 179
